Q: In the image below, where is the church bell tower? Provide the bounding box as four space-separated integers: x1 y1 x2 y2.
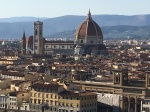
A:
112 68 128 86
33 21 44 54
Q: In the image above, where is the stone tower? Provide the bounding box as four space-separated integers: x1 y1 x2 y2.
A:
33 21 44 54
22 31 26 55
112 68 128 86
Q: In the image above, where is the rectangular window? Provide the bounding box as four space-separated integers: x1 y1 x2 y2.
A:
46 94 49 98
62 102 65 106
70 103 73 107
50 100 53 105
59 102 61 106
46 100 49 104
38 93 41 97
35 46 38 50
66 103 69 107
34 93 36 97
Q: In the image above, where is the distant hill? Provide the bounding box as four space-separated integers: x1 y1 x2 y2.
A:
47 30 76 39
0 15 150 39
0 17 47 22
47 25 150 39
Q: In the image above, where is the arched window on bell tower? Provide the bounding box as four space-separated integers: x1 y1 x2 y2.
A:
40 30 42 36
35 29 38 35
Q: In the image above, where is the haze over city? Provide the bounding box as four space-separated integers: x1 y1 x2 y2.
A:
1 0 150 18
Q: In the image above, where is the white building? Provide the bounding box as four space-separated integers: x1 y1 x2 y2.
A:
96 92 121 112
20 101 30 111
141 98 150 112
0 93 18 110
0 94 8 109
7 92 18 109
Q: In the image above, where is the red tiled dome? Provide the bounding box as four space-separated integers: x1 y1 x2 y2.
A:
75 10 103 39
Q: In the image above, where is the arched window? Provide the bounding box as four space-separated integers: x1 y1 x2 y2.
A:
35 29 38 35
40 31 42 36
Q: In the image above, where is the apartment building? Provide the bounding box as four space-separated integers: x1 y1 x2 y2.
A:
58 90 97 112
30 83 63 112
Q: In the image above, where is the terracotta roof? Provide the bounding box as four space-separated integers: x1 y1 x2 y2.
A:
54 64 86 67
26 36 33 45
59 90 96 96
30 83 61 89
2 50 17 56
45 40 74 43
1 71 25 77
8 92 17 96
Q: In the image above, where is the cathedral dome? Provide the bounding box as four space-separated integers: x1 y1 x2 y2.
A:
75 10 103 40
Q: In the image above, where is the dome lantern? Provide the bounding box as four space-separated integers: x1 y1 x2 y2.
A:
87 9 92 20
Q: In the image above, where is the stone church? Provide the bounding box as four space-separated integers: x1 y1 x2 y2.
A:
21 10 108 55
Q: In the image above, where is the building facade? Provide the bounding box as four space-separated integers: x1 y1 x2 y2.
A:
30 83 62 112
58 90 97 112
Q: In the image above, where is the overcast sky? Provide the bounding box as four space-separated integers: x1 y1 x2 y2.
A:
1 0 150 18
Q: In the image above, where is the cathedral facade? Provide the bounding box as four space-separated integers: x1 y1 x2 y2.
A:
22 11 108 55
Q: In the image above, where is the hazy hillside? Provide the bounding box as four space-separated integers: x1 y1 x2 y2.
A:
0 17 47 22
47 25 150 39
0 14 150 38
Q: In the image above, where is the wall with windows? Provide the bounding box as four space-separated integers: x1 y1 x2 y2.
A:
141 99 150 112
30 88 59 112
58 93 97 112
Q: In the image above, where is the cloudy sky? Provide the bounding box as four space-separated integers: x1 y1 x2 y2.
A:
0 0 150 18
